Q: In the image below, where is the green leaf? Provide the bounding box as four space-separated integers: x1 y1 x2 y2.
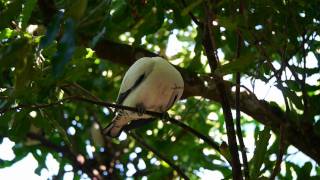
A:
52 18 76 77
250 126 271 179
0 28 17 40
20 0 37 30
0 0 23 30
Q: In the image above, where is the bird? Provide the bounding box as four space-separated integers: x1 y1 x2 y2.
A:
103 57 184 137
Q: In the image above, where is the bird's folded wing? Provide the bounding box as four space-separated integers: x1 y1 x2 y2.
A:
116 59 155 104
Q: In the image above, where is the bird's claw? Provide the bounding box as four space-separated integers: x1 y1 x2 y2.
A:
136 103 146 116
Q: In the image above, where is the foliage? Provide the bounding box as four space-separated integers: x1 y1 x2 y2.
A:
0 0 319 179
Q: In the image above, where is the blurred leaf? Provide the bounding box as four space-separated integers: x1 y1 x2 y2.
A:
133 6 165 39
181 0 203 16
39 11 64 49
47 114 72 148
65 0 88 21
10 110 31 141
250 126 271 179
20 0 37 30
52 18 76 77
0 28 17 40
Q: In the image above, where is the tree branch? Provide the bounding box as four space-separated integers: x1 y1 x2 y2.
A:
202 2 242 179
235 0 249 178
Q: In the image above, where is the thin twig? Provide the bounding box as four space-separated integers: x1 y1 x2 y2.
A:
129 132 190 180
0 98 67 114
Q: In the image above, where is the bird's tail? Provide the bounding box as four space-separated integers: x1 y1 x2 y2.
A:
103 112 128 138
103 120 123 138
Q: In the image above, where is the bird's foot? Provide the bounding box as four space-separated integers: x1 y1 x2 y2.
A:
136 103 146 116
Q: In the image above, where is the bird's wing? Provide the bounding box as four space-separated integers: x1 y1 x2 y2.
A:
116 73 145 104
116 58 155 104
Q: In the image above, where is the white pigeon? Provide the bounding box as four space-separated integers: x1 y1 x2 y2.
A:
103 57 184 137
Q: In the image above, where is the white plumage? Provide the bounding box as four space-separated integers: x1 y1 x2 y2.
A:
103 57 184 137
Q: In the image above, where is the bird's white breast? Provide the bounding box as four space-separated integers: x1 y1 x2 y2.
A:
122 57 184 119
